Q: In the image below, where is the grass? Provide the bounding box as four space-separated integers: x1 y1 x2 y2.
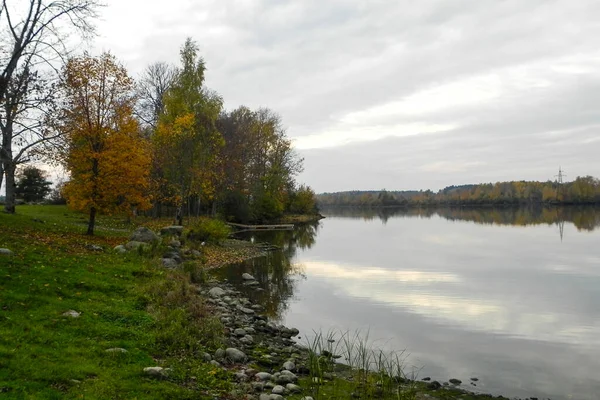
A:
0 205 230 399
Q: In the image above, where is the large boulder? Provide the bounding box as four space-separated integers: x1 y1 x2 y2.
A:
130 227 159 244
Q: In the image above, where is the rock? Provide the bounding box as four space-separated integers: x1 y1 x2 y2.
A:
225 347 247 363
235 372 249 382
422 377 431 381
214 348 225 360
237 306 255 315
246 368 258 377
125 241 150 251
210 360 222 368
130 227 160 243
242 273 256 280
169 239 181 248
251 381 264 392
243 280 260 286
470 377 479 382
282 360 295 371
255 372 272 381
301 397 314 400
0 248 13 256
86 244 103 251
259 395 271 400
202 352 212 362
240 335 254 345
271 385 285 395
143 366 168 379
113 245 127 254
427 381 442 390
161 258 178 268
234 328 247 337
449 378 462 385
286 383 302 393
209 287 226 297
160 225 184 236
269 396 284 400
191 249 202 258
275 370 297 384
62 310 80 318
105 348 127 353
289 328 300 337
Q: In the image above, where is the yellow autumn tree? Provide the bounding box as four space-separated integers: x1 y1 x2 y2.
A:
55 53 151 235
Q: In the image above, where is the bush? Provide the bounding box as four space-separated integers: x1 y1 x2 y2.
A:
187 217 231 244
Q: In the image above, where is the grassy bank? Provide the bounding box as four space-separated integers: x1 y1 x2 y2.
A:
0 205 232 399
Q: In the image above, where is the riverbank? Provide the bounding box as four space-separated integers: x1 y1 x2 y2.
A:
0 205 518 399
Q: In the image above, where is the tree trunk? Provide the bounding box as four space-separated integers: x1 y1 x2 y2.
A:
87 207 96 235
4 161 16 213
0 163 4 195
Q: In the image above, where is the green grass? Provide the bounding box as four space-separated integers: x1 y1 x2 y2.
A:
0 205 229 399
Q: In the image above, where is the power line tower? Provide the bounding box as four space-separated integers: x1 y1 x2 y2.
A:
554 166 566 200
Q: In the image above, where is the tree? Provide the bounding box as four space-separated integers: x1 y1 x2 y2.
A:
136 61 177 130
15 166 51 202
0 0 100 213
54 53 151 235
153 38 223 216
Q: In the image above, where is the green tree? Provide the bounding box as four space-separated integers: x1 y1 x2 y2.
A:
15 166 52 202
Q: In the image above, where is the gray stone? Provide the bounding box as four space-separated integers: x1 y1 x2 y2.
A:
130 227 160 243
449 378 462 385
301 397 315 400
234 328 247 337
237 306 255 315
243 280 260 286
255 372 272 381
282 360 295 371
246 368 258 377
210 360 222 368
0 248 14 256
286 383 302 393
202 352 211 362
160 225 184 236
214 348 225 360
125 241 150 251
143 366 167 378
86 244 103 251
169 239 181 248
271 385 285 395
113 245 127 254
105 348 127 353
276 370 298 384
209 287 226 297
251 381 264 392
269 395 284 400
62 310 80 318
240 335 254 345
235 372 249 382
259 395 271 400
242 273 256 280
264 381 275 389
225 347 247 363
161 258 178 268
191 249 202 257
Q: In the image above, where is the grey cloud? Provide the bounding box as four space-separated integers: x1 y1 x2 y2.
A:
101 0 600 191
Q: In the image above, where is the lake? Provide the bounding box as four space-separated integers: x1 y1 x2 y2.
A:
215 207 600 400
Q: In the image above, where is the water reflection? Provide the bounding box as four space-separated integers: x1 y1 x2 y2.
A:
321 205 600 233
213 223 319 320
217 207 600 400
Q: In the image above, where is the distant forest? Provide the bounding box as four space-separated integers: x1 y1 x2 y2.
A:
317 176 600 207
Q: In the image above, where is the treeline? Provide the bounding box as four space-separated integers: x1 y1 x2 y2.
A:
1 2 317 235
317 177 600 207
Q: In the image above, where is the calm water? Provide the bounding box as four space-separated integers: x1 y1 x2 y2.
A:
215 207 600 400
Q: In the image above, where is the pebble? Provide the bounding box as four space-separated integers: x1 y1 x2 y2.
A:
105 348 127 353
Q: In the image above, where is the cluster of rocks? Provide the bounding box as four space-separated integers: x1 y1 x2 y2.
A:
202 279 312 399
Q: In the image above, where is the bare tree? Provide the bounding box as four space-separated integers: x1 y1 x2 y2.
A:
0 0 101 213
137 61 177 129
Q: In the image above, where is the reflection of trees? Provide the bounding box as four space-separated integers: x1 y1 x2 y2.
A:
321 206 600 232
215 222 319 321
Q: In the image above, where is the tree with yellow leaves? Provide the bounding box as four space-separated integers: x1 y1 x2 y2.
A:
54 53 151 235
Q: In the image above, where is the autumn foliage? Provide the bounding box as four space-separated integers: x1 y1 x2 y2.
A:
55 53 151 234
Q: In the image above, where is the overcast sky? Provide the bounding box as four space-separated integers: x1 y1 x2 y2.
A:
93 0 600 193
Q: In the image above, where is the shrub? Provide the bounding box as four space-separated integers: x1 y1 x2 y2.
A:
187 217 231 244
